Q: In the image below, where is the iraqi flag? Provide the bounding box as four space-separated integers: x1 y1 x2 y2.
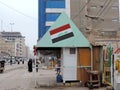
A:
49 24 74 43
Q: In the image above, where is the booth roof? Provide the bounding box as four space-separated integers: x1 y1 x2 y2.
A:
37 12 91 48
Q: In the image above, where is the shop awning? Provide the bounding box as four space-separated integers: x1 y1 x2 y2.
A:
37 12 91 48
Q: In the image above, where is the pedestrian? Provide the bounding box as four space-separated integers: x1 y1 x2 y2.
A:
28 58 33 72
10 59 12 65
56 61 61 74
36 59 39 72
22 60 24 64
17 61 20 64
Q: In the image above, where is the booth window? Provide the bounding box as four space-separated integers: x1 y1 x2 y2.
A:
70 48 76 54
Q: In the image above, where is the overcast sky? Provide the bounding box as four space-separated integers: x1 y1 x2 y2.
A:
0 0 38 50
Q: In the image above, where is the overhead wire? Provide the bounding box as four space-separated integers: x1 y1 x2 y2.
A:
71 0 115 29
102 0 116 17
71 0 92 36
70 0 117 40
96 0 113 17
72 0 91 20
0 1 37 20
95 0 109 17
89 0 117 42
93 0 114 29
67 0 91 45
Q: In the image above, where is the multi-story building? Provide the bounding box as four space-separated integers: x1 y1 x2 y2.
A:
38 0 119 50
0 36 11 57
84 0 119 50
0 31 26 59
38 0 70 39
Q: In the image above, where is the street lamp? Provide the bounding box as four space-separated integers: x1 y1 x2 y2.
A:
10 23 14 32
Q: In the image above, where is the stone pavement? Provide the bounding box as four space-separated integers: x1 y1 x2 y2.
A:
4 63 107 90
33 68 107 90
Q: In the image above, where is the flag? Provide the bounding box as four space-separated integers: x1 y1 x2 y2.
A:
49 24 74 43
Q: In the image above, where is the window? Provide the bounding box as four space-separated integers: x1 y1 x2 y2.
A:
112 18 118 22
91 6 97 9
101 31 117 36
70 48 76 54
112 6 118 9
46 13 60 21
16 44 19 48
46 0 65 8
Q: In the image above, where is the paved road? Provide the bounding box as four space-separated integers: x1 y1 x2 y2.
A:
0 63 106 90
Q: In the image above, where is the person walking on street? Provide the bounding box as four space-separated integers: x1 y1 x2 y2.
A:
36 59 40 72
10 59 12 65
28 58 33 72
22 60 24 64
36 60 38 72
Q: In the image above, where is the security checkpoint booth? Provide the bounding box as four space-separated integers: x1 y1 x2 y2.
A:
36 12 103 86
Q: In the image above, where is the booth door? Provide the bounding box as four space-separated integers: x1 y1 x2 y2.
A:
93 46 101 70
77 48 91 84
62 48 77 82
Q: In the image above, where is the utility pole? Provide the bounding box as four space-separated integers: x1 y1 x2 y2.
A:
1 20 3 31
9 23 14 65
10 23 14 32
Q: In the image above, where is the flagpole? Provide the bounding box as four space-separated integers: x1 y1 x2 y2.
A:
34 55 37 88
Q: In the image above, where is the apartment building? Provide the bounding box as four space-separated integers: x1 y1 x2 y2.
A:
38 0 119 50
0 31 26 59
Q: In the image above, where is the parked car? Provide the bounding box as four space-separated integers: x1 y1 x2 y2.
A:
7 59 16 64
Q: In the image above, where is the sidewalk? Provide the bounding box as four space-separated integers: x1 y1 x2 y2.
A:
5 62 27 72
33 68 108 90
35 69 56 87
4 63 107 90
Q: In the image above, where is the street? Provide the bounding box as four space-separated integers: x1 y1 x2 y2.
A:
0 63 106 90
0 63 34 90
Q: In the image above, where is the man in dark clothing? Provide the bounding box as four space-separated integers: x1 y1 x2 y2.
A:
28 59 33 72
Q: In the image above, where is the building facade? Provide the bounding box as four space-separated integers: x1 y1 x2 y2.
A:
0 31 26 59
38 0 70 39
38 0 119 50
70 0 119 50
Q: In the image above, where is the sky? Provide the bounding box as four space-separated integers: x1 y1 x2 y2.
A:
0 0 38 50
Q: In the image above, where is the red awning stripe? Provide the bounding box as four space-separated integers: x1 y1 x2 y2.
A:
114 48 120 54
